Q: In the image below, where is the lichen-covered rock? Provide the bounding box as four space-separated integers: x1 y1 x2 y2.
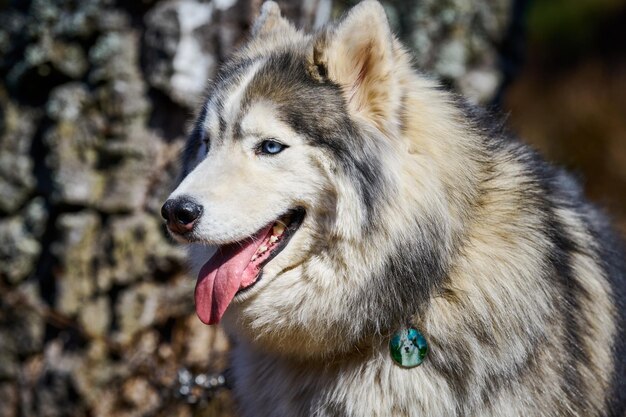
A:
370 0 512 103
95 135 155 213
114 278 195 344
78 296 111 339
175 315 230 368
121 377 162 414
89 32 149 122
96 214 185 288
23 341 89 417
0 382 18 417
109 215 162 283
144 0 217 107
45 84 105 206
0 338 18 380
1 0 126 105
0 282 46 382
0 91 38 214
0 198 48 284
46 82 91 122
115 282 161 344
52 212 101 315
11 283 46 355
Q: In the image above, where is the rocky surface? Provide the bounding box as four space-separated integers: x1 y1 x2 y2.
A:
0 0 515 415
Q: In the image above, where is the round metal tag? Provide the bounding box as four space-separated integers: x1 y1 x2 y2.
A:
389 327 428 368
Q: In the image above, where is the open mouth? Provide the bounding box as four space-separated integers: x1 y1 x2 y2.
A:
194 208 305 325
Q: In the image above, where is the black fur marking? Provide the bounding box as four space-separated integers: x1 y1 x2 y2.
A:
180 103 209 178
180 57 257 178
544 216 591 412
478 346 542 412
214 57 257 91
506 144 597 414
241 52 389 224
206 57 256 131
218 114 227 137
427 333 474 405
311 29 330 82
583 205 626 416
315 61 328 80
532 156 599 413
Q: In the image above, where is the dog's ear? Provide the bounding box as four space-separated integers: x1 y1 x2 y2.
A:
310 0 398 129
251 1 291 37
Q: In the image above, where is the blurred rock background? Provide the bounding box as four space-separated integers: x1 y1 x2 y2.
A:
0 0 623 416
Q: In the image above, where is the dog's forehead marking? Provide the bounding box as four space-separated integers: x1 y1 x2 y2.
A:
203 60 264 141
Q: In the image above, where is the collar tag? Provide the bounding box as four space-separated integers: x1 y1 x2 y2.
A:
389 327 428 368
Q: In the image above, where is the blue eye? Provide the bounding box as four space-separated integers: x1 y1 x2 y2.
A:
259 140 287 155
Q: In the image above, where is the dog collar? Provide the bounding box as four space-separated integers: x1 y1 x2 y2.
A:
389 327 428 368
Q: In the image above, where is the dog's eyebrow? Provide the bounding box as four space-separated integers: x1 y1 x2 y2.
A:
233 97 288 140
237 129 274 140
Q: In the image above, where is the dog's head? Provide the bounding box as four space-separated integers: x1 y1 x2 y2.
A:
400 333 419 354
162 1 473 357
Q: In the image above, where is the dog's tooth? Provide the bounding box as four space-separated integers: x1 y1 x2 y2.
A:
269 235 278 243
273 224 285 236
259 245 268 253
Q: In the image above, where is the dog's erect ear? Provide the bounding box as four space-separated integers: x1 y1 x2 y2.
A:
251 1 291 37
311 1 398 129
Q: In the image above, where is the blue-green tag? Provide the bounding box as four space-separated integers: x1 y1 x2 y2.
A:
389 327 428 368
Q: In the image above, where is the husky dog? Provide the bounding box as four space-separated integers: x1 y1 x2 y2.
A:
161 1 626 415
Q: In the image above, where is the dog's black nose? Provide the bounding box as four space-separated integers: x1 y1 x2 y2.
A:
161 196 203 233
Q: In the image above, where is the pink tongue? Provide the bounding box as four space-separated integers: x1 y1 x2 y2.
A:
195 225 273 325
